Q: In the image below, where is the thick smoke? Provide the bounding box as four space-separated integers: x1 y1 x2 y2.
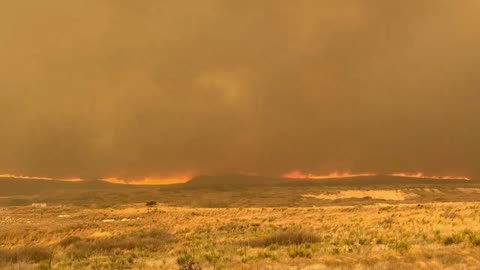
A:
1 1 479 181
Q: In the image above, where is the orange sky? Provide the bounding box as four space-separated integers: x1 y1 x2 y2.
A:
1 1 480 182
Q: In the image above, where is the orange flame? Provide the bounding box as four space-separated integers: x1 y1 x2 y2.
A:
390 172 470 181
283 171 377 180
0 173 83 182
102 174 192 185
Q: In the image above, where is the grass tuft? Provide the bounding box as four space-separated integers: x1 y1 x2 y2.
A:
248 230 320 247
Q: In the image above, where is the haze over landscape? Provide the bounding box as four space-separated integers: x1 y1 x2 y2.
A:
1 1 480 183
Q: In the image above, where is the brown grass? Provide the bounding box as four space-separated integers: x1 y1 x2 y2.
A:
302 190 418 201
2 201 480 269
248 230 321 247
66 230 174 259
0 246 52 264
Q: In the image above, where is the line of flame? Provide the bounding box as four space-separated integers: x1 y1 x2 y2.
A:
102 175 192 185
1 171 471 184
283 171 471 181
390 172 470 181
283 171 377 180
0 174 83 182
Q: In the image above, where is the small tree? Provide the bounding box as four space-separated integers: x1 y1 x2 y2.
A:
146 201 157 207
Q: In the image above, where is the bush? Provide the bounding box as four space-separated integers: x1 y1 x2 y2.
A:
248 230 320 247
146 201 158 207
391 241 410 254
203 251 221 269
177 253 202 270
257 250 277 260
463 231 480 246
288 245 313 258
469 234 480 246
443 234 464 246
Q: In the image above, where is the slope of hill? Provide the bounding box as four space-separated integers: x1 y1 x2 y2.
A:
183 174 476 188
184 174 290 188
0 177 128 196
1 174 476 196
1 174 478 207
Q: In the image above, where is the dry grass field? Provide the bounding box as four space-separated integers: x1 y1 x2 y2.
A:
2 199 480 270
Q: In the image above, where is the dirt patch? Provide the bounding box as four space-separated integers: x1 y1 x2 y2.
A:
302 190 418 201
90 231 113 238
422 188 442 193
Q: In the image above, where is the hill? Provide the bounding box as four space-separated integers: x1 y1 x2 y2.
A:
0 177 128 196
183 174 476 188
0 174 476 196
1 174 478 207
184 174 290 188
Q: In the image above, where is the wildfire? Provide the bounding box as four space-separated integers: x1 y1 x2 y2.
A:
283 171 377 180
1 171 472 184
0 173 83 182
390 172 470 181
102 174 192 185
282 171 471 181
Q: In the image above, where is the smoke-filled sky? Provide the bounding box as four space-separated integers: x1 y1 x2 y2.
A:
1 1 480 182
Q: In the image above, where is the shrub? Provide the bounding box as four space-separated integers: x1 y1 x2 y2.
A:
288 245 312 258
146 201 158 207
443 234 464 246
469 233 480 246
459 230 480 246
381 217 395 226
248 230 320 247
391 241 410 254
177 253 202 270
257 250 277 260
330 247 340 255
203 251 221 269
